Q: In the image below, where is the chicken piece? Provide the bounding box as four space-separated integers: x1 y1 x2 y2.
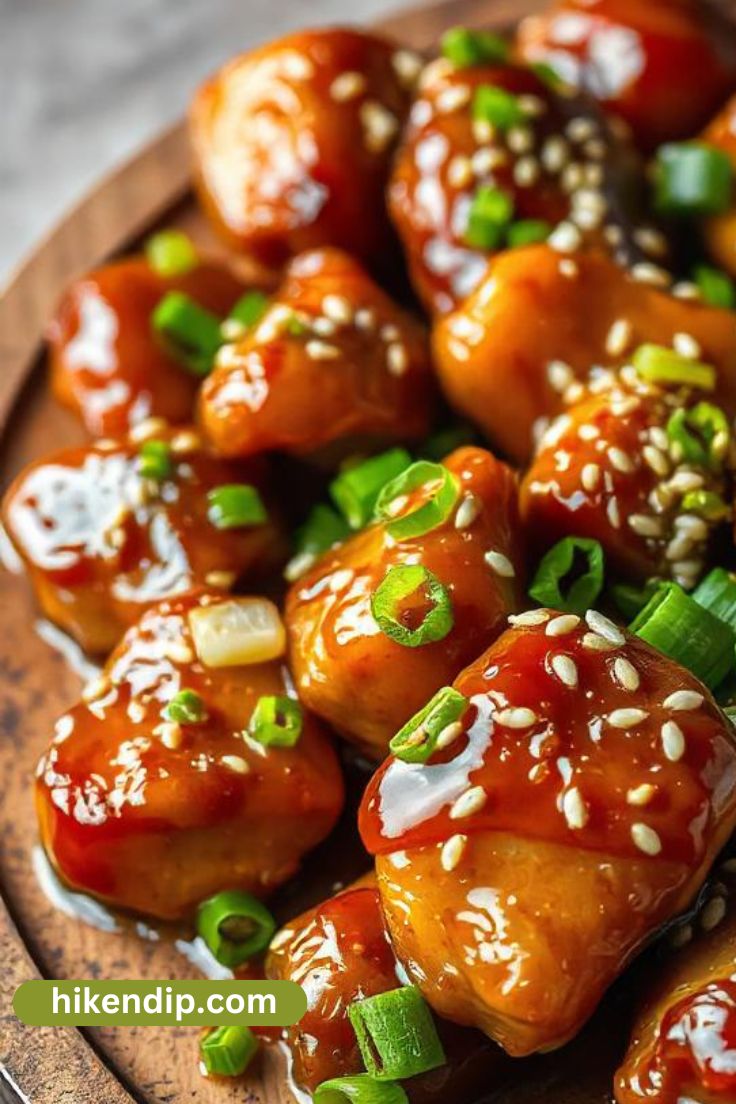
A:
517 0 736 152
389 55 651 315
285 446 524 759
199 248 435 461
266 875 504 1100
35 591 344 920
48 255 244 437
521 375 732 587
616 884 736 1103
702 94 736 280
360 609 736 1055
433 244 736 465
190 28 419 270
1 426 284 654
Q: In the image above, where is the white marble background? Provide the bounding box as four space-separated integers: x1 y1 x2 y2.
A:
1 0 404 284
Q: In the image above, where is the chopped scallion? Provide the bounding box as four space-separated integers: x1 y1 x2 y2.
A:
152 291 223 376
694 568 736 632
371 564 453 647
375 461 460 540
609 580 660 621
472 84 524 130
314 1075 408 1104
295 504 349 555
666 402 729 468
694 264 736 310
507 219 552 248
145 230 198 278
464 185 514 250
529 537 605 616
207 484 268 529
681 489 730 521
654 142 733 216
137 439 172 481
348 986 446 1080
330 449 412 530
197 890 276 967
200 1025 258 1077
441 26 509 67
632 344 716 390
228 290 269 329
390 686 468 763
164 689 206 725
249 695 303 747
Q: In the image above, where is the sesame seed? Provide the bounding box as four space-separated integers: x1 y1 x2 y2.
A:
663 690 704 713
546 613 580 636
127 700 146 724
631 262 671 288
392 49 423 87
562 786 588 829
579 424 599 441
668 470 705 494
170 430 202 455
541 136 570 173
157 721 183 750
360 100 399 152
675 514 708 540
514 156 540 187
547 359 574 392
450 785 487 819
495 707 538 729
606 497 621 528
548 221 582 253
701 895 727 932
221 754 250 774
582 632 618 652
355 307 376 331
661 720 686 762
329 72 366 103
563 379 584 402
672 281 700 300
448 155 473 189
436 721 464 749
455 492 481 530
561 162 584 192
566 116 596 143
436 83 471 113
507 125 533 153
380 323 400 342
613 656 640 691
633 226 668 258
519 93 546 117
283 551 317 583
608 708 648 729
472 118 495 144
551 653 578 687
306 339 340 361
484 550 515 577
643 445 670 477
509 609 550 627
673 332 701 360
441 834 467 872
629 514 663 538
471 147 507 175
220 318 246 341
627 783 655 806
387 343 409 377
163 641 194 665
205 570 237 589
82 676 111 703
608 446 634 473
581 463 601 492
322 294 353 325
585 610 625 645
631 822 662 855
605 319 633 358
129 416 169 443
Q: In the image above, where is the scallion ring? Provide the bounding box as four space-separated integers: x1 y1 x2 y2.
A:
207 484 268 529
441 26 509 67
197 890 277 968
164 689 206 725
228 290 269 329
630 582 735 689
314 1075 408 1104
507 219 551 248
609 580 660 621
472 84 524 130
145 230 198 278
390 686 468 763
249 695 303 747
529 537 605 616
294 504 349 555
371 564 454 647
464 185 514 250
375 461 460 540
666 402 729 468
654 142 733 216
694 568 736 632
152 291 223 376
200 1025 258 1077
681 490 730 521
137 439 172 481
694 264 736 310
330 449 412 530
348 986 446 1081
632 344 716 391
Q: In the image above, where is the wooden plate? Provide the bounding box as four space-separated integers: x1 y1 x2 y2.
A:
0 1 644 1102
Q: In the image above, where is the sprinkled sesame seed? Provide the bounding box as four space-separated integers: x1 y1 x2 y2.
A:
170 430 202 455
509 609 550 627
455 492 481 530
82 676 111 703
355 307 376 332
448 155 474 189
627 783 655 806
129 417 169 443
701 895 727 931
220 318 246 341
380 323 400 342
322 294 353 325
673 332 701 360
541 135 570 173
672 281 700 300
387 343 409 377
566 116 596 143
547 359 574 392
608 446 634 473
631 822 662 855
450 785 487 819
519 93 546 117
436 721 464 749
507 125 533 153
360 100 399 152
606 497 621 528
163 641 194 665
495 707 538 729
563 379 584 402
605 318 633 358
631 262 671 288
668 470 705 494
205 570 237 589
608 707 649 729
629 514 663 538
127 700 146 724
548 221 582 253
633 226 668 258
663 689 704 711
472 118 495 144
586 610 625 645
562 786 588 829
578 423 600 441
436 83 471 114
514 156 540 187
581 463 601 492
546 613 580 636
157 721 183 750
551 653 578 687
661 720 686 762
642 445 670 477
584 137 606 159
306 339 340 361
561 162 584 192
221 755 250 775
582 632 618 652
484 550 515 577
613 656 640 691
441 833 467 872
471 147 507 175
392 49 423 87
284 551 317 583
675 514 708 540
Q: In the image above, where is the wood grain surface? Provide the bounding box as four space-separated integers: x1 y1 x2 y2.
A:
0 1 665 1102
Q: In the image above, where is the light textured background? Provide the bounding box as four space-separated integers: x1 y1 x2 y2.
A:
1 0 405 285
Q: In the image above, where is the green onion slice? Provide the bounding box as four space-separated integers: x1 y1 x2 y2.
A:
632 344 716 391
348 986 446 1081
507 219 552 248
532 61 565 89
197 890 277 968
654 142 733 216
314 1075 408 1104
145 230 198 278
152 291 223 376
200 1025 258 1077
390 686 468 763
694 264 736 310
295 504 349 556
164 689 206 725
249 695 303 747
630 582 735 689
330 449 412 530
207 484 268 529
529 538 605 616
464 185 515 250
681 489 730 521
609 580 660 621
137 439 172 481
375 461 460 540
371 564 454 648
472 84 524 130
228 290 269 329
694 568 736 632
441 26 509 67
666 402 729 468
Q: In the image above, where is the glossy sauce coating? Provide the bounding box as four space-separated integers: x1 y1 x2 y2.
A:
516 0 736 151
521 376 731 586
702 94 736 279
285 446 524 758
36 591 344 920
48 256 244 437
433 244 736 465
617 892 736 1102
389 58 649 315
1 427 284 653
190 28 418 269
361 613 736 1054
199 247 435 461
